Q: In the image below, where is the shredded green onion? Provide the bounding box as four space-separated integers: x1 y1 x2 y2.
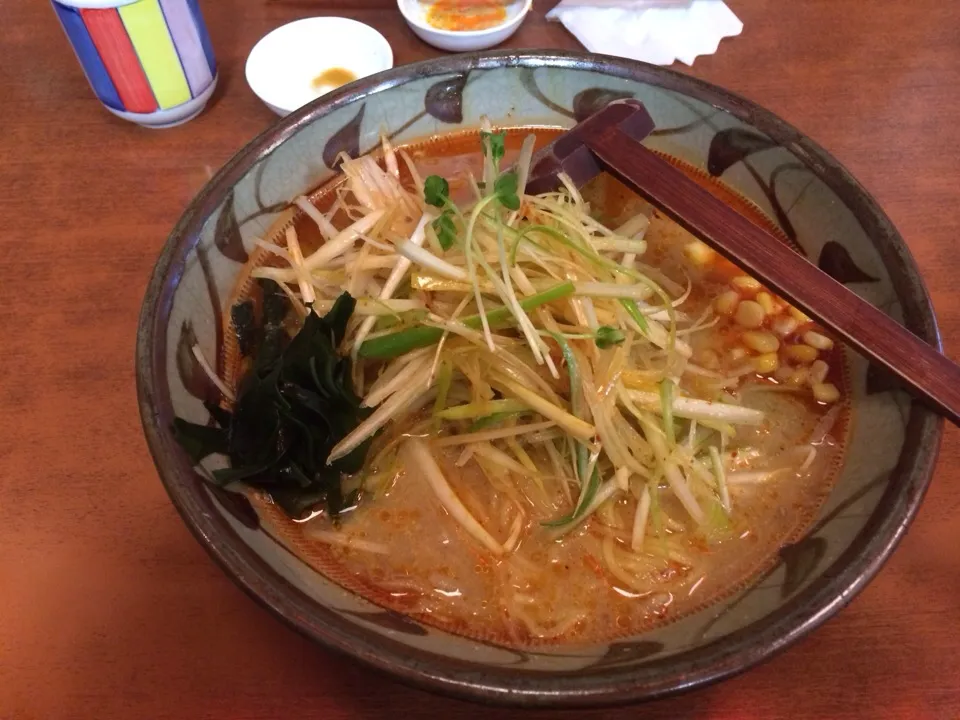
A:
541 466 601 528
468 411 524 432
358 281 575 358
619 298 649 334
235 128 808 563
660 378 676 446
432 360 453 422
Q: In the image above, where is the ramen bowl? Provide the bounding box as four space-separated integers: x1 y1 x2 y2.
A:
136 50 942 707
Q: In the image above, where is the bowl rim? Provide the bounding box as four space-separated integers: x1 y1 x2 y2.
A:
137 49 943 707
396 0 532 38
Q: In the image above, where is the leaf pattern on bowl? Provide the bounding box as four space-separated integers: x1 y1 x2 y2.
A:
195 244 224 377
176 321 216 403
696 469 891 641
818 241 879 283
742 162 800 243
425 72 469 124
768 161 807 184
214 189 248 264
572 87 634 122
238 159 292 228
694 562 782 642
207 482 260 530
707 128 779 177
323 103 366 169
653 117 803 243
779 537 828 599
518 67 575 118
520 71 642 131
866 363 900 395
343 609 430 636
252 157 283 214
587 640 665 670
650 109 723 138
809 472 891 539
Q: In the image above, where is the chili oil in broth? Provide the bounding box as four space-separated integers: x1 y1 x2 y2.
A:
224 128 850 648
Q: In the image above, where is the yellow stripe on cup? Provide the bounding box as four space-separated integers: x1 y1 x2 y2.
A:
118 0 191 110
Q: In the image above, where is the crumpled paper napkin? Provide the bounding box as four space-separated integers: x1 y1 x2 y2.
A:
547 0 743 67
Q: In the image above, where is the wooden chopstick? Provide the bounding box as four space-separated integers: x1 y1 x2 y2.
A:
580 122 959 425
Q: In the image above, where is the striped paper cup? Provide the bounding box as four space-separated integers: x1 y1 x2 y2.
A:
52 0 218 128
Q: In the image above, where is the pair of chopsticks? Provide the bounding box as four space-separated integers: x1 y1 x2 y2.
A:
525 100 959 425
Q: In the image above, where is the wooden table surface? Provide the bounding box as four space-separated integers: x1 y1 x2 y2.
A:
3 1 959 718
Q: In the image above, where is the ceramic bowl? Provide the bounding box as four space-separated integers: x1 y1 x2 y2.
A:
397 0 532 52
245 17 393 117
137 50 942 707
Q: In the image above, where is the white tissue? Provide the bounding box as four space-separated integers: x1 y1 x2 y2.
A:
546 0 743 67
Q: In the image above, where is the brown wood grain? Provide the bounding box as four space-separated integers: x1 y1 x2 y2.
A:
1 1 958 718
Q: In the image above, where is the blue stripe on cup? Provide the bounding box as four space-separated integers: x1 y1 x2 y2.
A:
185 0 216 76
51 1 124 110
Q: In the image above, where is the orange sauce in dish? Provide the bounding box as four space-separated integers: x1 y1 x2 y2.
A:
311 67 356 92
425 0 507 31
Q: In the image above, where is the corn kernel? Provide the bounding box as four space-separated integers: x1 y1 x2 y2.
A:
731 276 762 294
752 352 780 374
771 316 799 337
803 331 834 350
684 240 716 266
755 291 776 314
788 305 811 324
741 331 780 354
809 360 829 385
785 344 819 364
734 300 766 328
773 364 794 382
812 382 840 404
693 348 720 370
714 290 740 316
788 367 810 386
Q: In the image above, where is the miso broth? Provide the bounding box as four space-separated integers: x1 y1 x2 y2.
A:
215 128 849 647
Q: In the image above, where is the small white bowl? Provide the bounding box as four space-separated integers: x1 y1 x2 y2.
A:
398 0 532 53
245 17 393 117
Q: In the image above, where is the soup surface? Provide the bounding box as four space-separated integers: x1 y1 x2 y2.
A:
216 128 849 647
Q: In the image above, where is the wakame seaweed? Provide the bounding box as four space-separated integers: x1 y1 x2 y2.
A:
172 282 372 518
230 299 256 357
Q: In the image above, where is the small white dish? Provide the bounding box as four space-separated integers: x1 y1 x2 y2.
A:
245 17 393 117
398 0 532 53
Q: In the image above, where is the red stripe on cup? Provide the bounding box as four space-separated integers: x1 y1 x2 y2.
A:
80 8 158 114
